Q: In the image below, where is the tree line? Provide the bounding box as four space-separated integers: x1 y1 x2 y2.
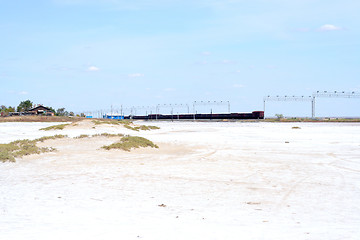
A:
0 100 75 117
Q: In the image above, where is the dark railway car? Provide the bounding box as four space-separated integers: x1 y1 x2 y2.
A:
123 111 264 120
252 111 264 119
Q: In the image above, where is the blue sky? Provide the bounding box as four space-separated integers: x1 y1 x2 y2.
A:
1 0 359 117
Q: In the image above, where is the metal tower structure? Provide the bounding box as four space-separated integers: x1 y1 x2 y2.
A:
263 95 314 118
313 91 360 98
154 103 190 120
311 91 360 118
193 101 230 114
264 91 360 118
129 106 157 116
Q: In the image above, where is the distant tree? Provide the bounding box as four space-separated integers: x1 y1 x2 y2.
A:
17 100 33 112
7 106 15 113
69 112 75 116
275 114 284 120
0 105 6 117
56 108 66 116
1 106 15 117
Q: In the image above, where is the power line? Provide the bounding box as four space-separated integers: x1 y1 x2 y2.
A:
264 91 360 118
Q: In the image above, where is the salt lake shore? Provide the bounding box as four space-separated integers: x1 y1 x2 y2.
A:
1 120 360 240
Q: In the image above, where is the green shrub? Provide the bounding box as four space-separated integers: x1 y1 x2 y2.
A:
0 143 20 152
124 124 160 131
119 120 133 125
0 136 61 162
102 136 158 152
35 135 67 142
93 133 124 137
75 134 90 139
0 151 15 162
93 119 159 131
124 124 138 131
93 120 121 125
40 124 70 131
147 125 160 130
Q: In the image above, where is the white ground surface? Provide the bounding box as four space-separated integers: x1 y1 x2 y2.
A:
1 120 360 240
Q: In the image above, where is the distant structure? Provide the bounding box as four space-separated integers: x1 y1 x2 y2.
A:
27 105 54 116
264 91 360 118
103 113 124 120
9 105 55 116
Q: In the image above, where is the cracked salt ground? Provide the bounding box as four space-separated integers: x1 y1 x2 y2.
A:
1 121 360 239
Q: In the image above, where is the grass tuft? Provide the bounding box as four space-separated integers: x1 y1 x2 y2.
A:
93 133 124 137
40 124 70 131
35 135 68 142
292 126 301 129
75 134 90 139
123 124 138 131
102 135 158 152
0 135 65 162
0 151 15 162
92 119 159 131
92 120 127 125
124 124 160 131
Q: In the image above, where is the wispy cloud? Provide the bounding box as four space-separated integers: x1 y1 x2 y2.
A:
201 51 211 56
128 73 144 78
296 25 344 33
19 91 28 95
318 24 343 31
87 66 100 71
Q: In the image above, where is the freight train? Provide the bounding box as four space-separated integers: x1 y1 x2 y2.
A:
121 111 264 120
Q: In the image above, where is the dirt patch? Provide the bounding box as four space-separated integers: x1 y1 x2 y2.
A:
0 116 82 122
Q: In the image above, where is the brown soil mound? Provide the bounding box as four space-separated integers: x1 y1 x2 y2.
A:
0 115 82 123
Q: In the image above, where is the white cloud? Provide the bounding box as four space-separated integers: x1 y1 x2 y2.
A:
201 51 211 56
128 73 144 78
318 24 343 31
87 66 100 71
19 91 28 95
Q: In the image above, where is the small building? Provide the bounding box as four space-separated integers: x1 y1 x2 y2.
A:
103 113 124 120
27 105 55 116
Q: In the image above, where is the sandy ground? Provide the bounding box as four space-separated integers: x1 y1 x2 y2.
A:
1 120 360 240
